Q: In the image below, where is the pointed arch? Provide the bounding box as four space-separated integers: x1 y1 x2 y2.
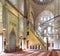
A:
9 28 16 51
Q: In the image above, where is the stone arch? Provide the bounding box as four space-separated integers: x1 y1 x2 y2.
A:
35 10 54 26
35 10 54 38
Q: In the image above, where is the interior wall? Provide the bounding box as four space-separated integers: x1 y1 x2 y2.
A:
0 2 3 28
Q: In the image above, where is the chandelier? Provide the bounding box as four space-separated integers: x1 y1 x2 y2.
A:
33 0 53 4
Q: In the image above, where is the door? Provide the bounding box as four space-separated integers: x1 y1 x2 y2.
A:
27 40 29 49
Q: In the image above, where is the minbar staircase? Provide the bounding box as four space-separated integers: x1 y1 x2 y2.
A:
29 27 47 50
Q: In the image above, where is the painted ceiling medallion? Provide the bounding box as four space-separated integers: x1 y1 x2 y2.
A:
33 0 53 4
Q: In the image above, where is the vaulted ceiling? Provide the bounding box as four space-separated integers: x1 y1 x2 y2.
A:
30 0 60 39
30 0 47 19
30 0 59 20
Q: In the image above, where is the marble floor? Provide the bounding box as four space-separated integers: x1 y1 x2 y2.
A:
0 50 59 56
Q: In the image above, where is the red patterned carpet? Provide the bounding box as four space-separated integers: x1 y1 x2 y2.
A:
0 50 59 56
